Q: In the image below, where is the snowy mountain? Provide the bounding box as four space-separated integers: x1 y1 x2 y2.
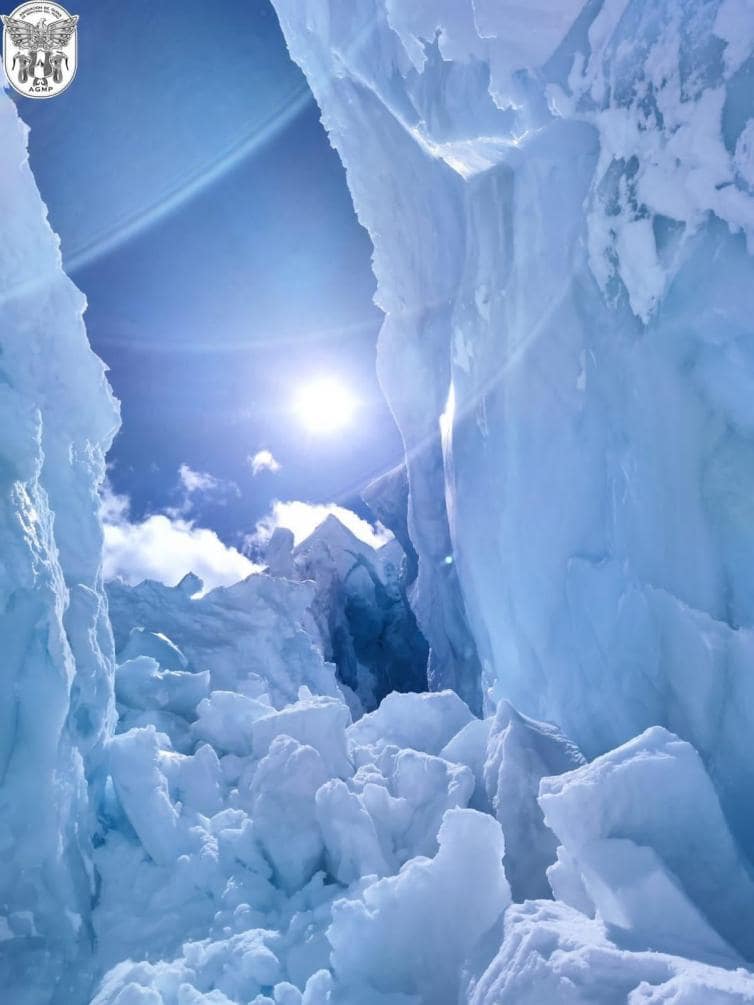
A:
2 0 754 1002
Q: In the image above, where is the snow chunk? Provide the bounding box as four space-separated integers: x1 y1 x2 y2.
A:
251 696 352 779
348 690 474 754
119 628 189 669
244 736 328 894
714 0 754 75
193 691 272 756
109 728 185 866
329 808 509 1002
108 573 338 707
315 779 391 885
440 715 493 811
116 656 210 718
540 727 754 963
468 899 754 1004
483 701 585 901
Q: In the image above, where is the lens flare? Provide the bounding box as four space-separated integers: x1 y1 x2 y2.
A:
294 378 358 434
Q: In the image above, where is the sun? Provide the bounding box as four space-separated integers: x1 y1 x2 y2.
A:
294 377 358 434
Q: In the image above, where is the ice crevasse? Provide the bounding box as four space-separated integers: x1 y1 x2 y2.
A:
2 0 754 1002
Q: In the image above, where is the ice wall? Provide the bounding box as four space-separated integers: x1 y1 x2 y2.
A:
0 93 119 1002
107 572 338 709
285 514 428 711
271 0 754 850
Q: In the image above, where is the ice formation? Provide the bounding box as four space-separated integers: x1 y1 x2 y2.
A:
262 512 428 712
3 0 754 1002
272 0 754 844
275 0 754 832
0 95 119 1002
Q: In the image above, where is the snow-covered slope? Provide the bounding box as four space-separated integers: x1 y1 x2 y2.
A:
0 93 119 1002
271 0 754 854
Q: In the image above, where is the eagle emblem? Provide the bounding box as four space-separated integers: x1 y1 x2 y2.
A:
1 13 78 50
2 3 78 98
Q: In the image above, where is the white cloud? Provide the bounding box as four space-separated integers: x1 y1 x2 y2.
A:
249 449 282 476
178 463 223 495
101 482 130 523
251 499 393 550
102 486 259 593
168 463 239 518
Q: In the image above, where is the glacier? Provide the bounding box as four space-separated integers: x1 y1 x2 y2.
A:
0 95 119 1003
271 0 754 847
2 0 754 1002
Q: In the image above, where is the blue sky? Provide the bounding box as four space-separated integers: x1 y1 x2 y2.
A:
15 0 402 583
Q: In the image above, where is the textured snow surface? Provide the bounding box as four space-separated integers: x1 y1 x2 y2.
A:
90 538 754 1003
108 572 338 710
90 571 754 1004
88 664 754 1005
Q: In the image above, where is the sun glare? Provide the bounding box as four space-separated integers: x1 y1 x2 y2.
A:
294 377 358 434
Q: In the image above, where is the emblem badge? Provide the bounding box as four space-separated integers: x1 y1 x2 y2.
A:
2 2 78 99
